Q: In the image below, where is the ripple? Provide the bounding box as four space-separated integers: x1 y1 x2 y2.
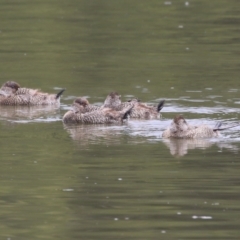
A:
192 215 212 220
164 1 172 5
228 89 238 93
13 117 62 123
186 90 202 93
62 189 74 192
162 105 240 114
0 105 62 123
207 95 222 99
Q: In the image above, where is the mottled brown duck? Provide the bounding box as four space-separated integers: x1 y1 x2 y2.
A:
0 81 65 106
63 103 133 124
162 115 238 139
70 92 165 120
103 92 165 119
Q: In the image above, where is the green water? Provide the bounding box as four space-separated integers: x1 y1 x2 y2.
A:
1 0 240 239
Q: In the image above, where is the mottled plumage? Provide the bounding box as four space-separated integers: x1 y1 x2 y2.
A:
103 92 122 109
162 115 221 139
1 81 20 94
104 92 165 119
0 81 65 106
69 93 164 120
63 104 133 124
72 97 100 113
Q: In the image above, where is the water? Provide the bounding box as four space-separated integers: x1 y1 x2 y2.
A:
1 0 240 239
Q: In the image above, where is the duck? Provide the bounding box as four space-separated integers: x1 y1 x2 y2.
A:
127 98 165 119
103 92 165 119
0 81 65 106
71 97 100 114
71 92 165 120
63 102 134 124
0 81 21 95
162 115 238 139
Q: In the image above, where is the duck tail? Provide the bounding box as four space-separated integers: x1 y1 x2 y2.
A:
213 122 240 131
122 104 134 120
157 99 165 112
55 89 65 99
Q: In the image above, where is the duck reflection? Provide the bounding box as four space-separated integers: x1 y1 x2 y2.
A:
0 105 61 122
63 123 126 146
163 138 238 157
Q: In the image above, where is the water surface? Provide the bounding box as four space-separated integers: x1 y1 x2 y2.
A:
1 0 240 239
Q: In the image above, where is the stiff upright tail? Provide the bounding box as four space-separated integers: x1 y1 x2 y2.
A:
55 89 65 99
157 99 165 112
213 122 240 131
122 104 134 120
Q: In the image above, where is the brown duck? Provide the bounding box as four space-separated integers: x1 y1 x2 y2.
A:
70 92 165 120
162 115 239 139
103 92 165 119
71 97 100 114
63 102 133 124
0 81 65 106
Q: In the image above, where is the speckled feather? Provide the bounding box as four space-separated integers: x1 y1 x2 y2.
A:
162 115 220 139
63 105 133 124
71 93 165 119
72 97 100 113
0 81 64 106
103 92 164 119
